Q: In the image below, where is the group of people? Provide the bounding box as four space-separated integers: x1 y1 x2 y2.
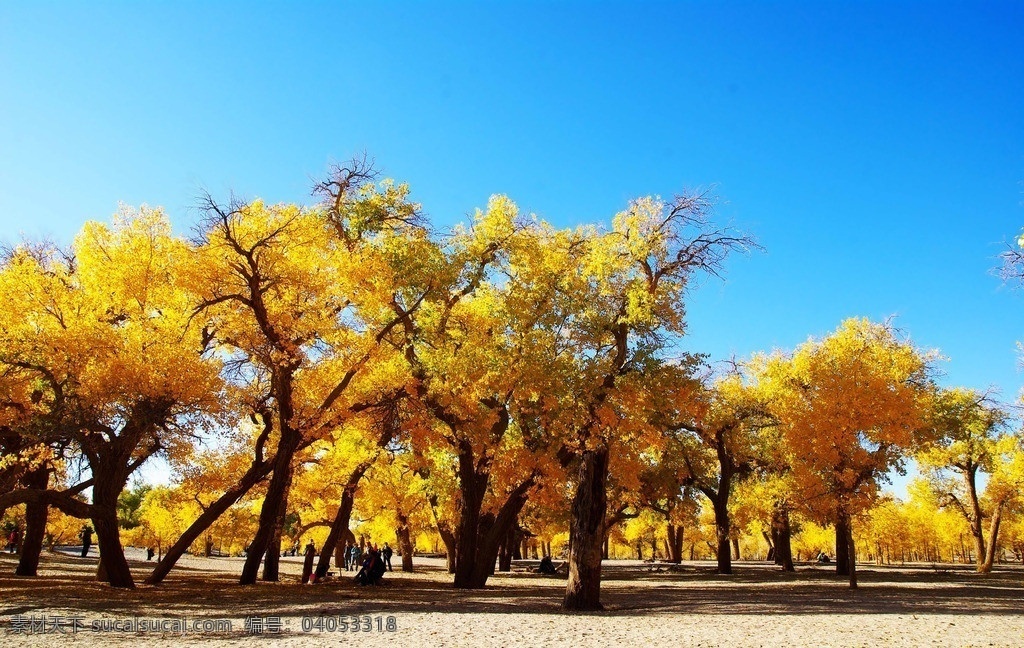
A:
344 541 393 586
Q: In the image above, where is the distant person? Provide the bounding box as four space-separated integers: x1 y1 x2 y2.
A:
147 547 155 560
80 525 92 558
349 544 362 572
343 541 352 570
382 543 393 571
539 555 556 574
302 540 317 583
7 527 19 553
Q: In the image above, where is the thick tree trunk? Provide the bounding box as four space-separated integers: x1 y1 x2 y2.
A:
563 447 608 611
981 503 1004 573
146 458 271 585
971 524 987 572
92 500 133 588
15 500 47 576
262 522 283 581
15 469 49 577
771 507 794 572
262 467 293 582
452 457 487 589
666 524 683 564
835 513 850 576
397 518 415 572
314 461 369 579
713 494 732 574
467 476 536 587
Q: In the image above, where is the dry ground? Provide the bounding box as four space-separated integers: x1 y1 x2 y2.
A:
1 549 1023 647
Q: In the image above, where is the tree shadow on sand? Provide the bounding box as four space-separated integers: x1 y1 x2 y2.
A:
1 554 1022 620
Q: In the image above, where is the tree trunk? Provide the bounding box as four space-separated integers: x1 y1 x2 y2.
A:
92 500 133 588
439 525 457 574
835 513 850 576
467 476 536 587
263 522 283 581
772 507 794 572
15 469 49 577
240 369 299 586
713 493 732 574
146 458 271 585
731 536 740 560
563 446 608 611
397 519 415 572
846 516 857 588
262 467 293 582
314 461 369 579
981 502 1004 573
452 451 487 588
666 524 683 564
964 467 988 573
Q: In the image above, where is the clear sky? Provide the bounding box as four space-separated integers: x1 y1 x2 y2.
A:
2 2 1023 491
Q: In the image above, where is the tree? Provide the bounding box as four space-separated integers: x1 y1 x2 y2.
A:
558 193 752 610
393 196 581 588
917 388 1010 572
757 318 934 587
673 372 773 574
189 162 422 585
0 209 222 587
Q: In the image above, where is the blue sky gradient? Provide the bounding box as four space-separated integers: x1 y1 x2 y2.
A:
2 2 1023 490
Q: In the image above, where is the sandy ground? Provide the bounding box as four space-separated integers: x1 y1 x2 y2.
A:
1 549 1023 647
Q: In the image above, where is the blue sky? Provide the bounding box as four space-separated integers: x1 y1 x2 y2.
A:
2 2 1023 491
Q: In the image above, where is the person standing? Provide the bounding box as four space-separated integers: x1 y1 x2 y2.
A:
7 527 20 553
80 525 92 558
301 540 317 584
382 543 393 571
350 543 362 572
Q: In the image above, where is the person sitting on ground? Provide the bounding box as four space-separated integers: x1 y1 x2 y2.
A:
539 555 556 574
354 547 386 586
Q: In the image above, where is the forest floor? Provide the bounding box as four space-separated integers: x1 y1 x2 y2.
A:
1 550 1023 646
